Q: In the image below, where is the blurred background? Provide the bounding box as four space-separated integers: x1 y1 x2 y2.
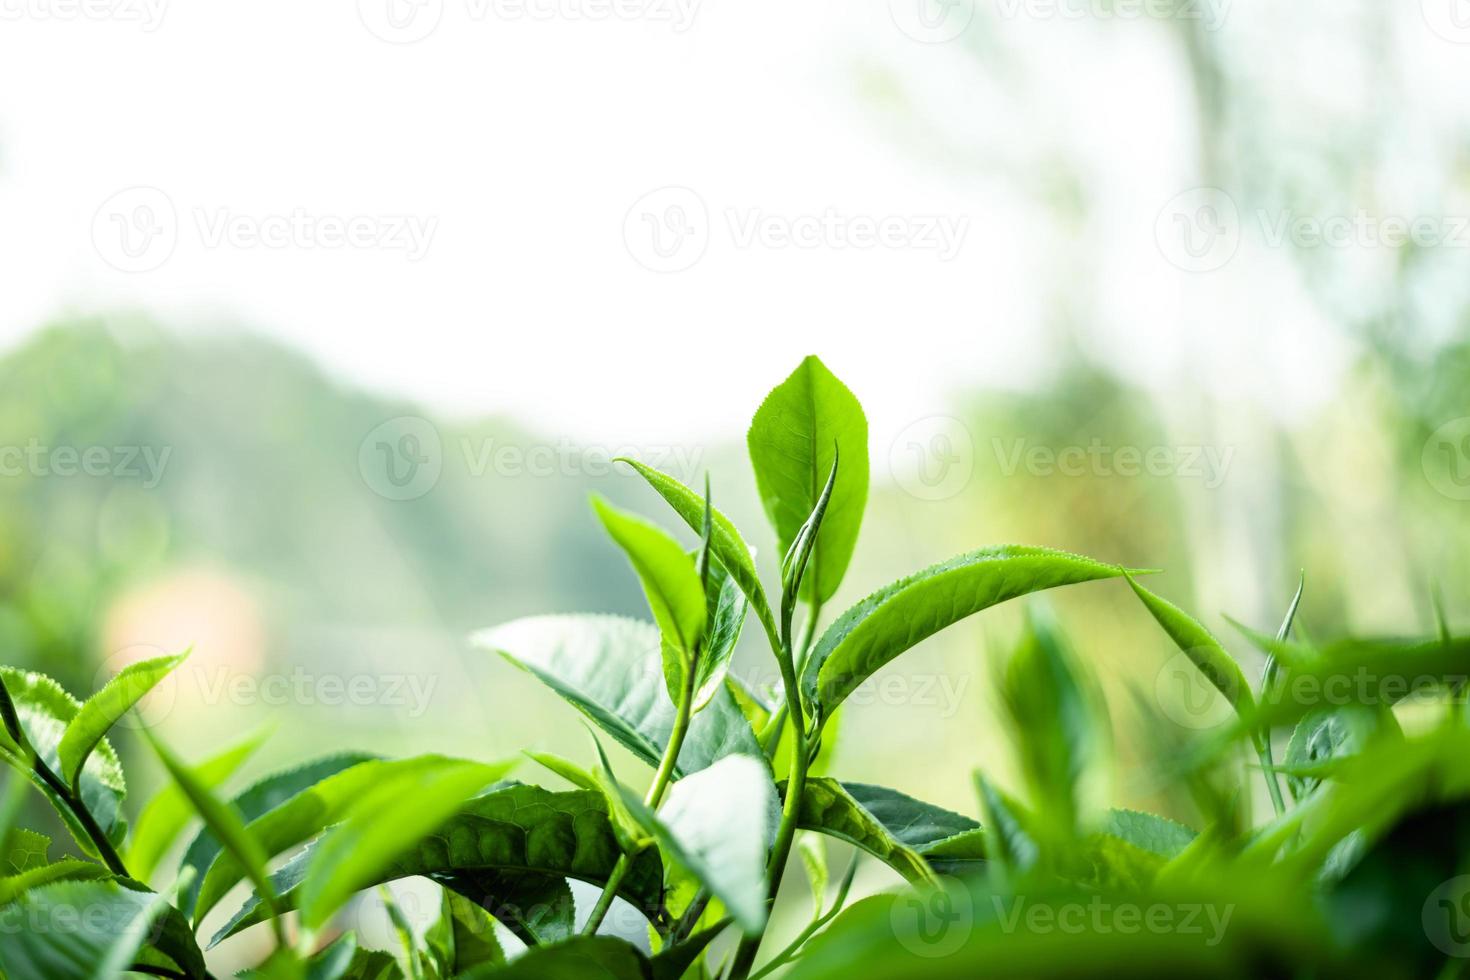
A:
2 0 1470 963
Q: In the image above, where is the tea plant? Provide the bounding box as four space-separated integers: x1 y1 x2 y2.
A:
1 356 1467 979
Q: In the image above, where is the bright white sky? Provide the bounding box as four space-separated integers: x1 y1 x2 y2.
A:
1 1 1462 445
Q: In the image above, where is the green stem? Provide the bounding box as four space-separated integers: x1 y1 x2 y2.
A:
582 663 695 937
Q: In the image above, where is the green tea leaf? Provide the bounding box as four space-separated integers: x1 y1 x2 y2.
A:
127 726 268 882
145 729 281 927
180 751 377 920
1099 809 1196 859
592 494 707 705
58 652 186 788
0 858 110 905
999 606 1102 836
297 758 508 929
1126 575 1255 721
457 936 651 980
789 778 936 884
621 754 776 934
428 887 505 972
476 614 764 778
692 555 748 713
619 459 780 650
441 870 574 948
976 773 1039 879
0 879 174 980
803 547 1126 725
0 669 127 858
748 355 869 604
214 783 666 944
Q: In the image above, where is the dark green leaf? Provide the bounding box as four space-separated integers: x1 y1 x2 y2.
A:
0 879 173 980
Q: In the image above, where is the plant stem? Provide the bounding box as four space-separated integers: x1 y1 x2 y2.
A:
31 758 130 876
582 664 695 936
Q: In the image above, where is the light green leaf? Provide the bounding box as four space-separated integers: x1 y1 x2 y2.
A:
213 783 666 944
1100 809 1196 859
976 773 1038 879
622 754 776 934
180 751 377 921
592 494 707 705
999 605 1102 836
58 653 186 788
692 555 748 713
0 669 127 858
798 834 829 915
1126 574 1255 720
440 870 574 948
298 758 508 930
428 888 504 973
619 459 780 650
803 547 1127 725
0 879 174 980
144 729 281 928
127 726 268 882
475 614 765 778
747 355 869 604
0 858 110 905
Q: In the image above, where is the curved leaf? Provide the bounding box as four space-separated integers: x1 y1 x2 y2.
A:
619 459 779 649
1126 575 1255 720
620 754 775 934
127 727 268 882
475 614 764 778
692 555 748 713
747 355 869 604
441 870 574 948
803 547 1127 725
179 750 377 920
58 653 186 788
458 936 651 980
789 779 937 884
592 494 707 704
0 879 173 980
0 669 127 858
1100 809 1196 859
213 783 667 944
0 859 110 904
298 757 508 929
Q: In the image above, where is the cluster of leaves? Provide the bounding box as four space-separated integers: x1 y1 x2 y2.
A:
1 355 1468 979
